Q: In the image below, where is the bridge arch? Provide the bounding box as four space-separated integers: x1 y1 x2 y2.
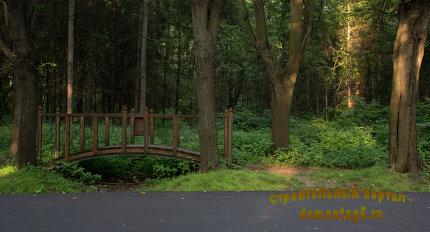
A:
36 107 233 164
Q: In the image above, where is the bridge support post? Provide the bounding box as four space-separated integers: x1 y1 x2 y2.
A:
172 114 179 155
55 108 60 159
104 116 110 146
92 116 98 155
121 106 128 155
130 108 135 144
144 108 149 154
79 116 85 151
37 106 42 162
149 109 154 144
64 114 71 161
224 108 233 163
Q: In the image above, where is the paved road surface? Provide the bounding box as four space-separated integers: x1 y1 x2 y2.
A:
0 191 429 232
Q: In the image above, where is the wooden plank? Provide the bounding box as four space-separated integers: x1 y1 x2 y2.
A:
104 116 110 146
149 110 154 144
227 108 234 163
64 115 71 161
224 109 229 160
121 106 128 155
172 114 179 155
130 110 135 144
144 110 149 153
55 110 60 159
57 144 200 163
92 116 98 154
79 116 85 151
37 106 42 161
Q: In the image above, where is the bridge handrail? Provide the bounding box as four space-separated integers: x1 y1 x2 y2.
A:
36 106 234 164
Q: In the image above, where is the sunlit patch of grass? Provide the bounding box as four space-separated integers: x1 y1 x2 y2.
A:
140 169 302 192
0 166 90 194
0 165 16 177
306 165 430 192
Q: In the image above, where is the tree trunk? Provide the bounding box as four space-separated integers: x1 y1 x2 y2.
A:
389 0 430 173
67 0 75 114
139 0 148 112
241 0 315 149
0 0 39 168
191 0 223 171
270 77 295 148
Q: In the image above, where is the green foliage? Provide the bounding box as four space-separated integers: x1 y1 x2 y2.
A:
232 110 272 131
267 117 386 168
231 129 272 166
308 165 430 192
141 169 301 191
78 157 198 181
0 165 88 194
0 125 13 165
53 162 102 185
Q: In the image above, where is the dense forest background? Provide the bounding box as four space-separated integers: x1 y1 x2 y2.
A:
1 0 428 119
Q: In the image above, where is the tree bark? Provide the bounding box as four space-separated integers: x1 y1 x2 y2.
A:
241 0 315 149
0 0 39 169
139 0 148 112
67 0 75 114
191 0 224 171
389 0 430 173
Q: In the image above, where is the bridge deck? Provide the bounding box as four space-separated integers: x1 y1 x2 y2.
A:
56 144 201 163
37 108 233 164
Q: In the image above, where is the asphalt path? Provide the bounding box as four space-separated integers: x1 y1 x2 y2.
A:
0 191 429 232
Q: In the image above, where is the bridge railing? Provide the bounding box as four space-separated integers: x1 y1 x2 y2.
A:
37 106 233 163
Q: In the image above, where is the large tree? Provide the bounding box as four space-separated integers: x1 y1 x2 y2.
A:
191 0 223 171
389 0 430 173
66 0 75 114
0 0 38 168
241 0 315 149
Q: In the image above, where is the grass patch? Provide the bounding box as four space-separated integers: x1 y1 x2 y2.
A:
305 166 430 192
140 169 302 191
0 165 90 194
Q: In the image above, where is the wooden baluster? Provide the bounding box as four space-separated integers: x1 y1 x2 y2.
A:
79 116 85 151
130 108 135 144
55 108 60 159
104 116 110 146
224 109 229 161
37 106 42 161
121 106 128 155
227 108 233 163
144 108 149 153
172 114 179 155
149 109 154 144
64 114 71 161
92 116 98 155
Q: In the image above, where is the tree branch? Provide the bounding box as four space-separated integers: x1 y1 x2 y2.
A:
24 0 38 30
0 35 13 57
301 0 315 51
251 0 279 78
208 0 224 38
239 0 256 48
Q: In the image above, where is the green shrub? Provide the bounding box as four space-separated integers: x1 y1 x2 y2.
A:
77 156 198 181
268 117 386 168
53 162 102 185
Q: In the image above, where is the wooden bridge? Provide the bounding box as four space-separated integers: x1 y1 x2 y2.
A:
36 107 233 164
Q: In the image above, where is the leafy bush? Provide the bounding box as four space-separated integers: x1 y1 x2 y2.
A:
232 110 271 131
231 129 272 166
77 156 198 181
268 117 387 168
53 162 102 185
